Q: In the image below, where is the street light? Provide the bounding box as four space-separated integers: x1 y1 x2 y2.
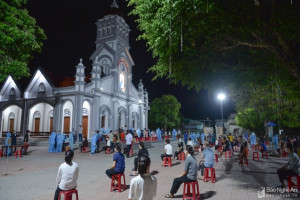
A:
217 93 225 126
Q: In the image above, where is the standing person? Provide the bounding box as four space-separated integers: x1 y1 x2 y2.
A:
187 138 194 147
184 133 188 145
11 131 17 152
54 150 79 200
24 130 30 143
105 144 125 185
71 128 76 145
220 136 230 157
4 132 11 157
165 146 198 198
160 139 172 161
250 132 256 149
48 131 57 153
78 125 82 142
174 138 184 160
276 143 300 188
128 155 157 200
131 142 149 176
198 142 214 179
125 130 133 158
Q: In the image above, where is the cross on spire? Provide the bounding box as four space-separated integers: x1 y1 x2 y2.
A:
111 0 119 8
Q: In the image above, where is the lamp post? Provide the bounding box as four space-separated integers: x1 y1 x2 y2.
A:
217 93 225 127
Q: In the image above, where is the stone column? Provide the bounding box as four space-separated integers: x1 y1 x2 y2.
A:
20 99 28 135
112 98 119 131
90 96 100 132
127 103 132 129
74 94 83 127
53 97 62 132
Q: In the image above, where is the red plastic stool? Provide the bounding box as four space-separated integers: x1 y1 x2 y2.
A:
111 173 126 192
82 147 88 153
240 156 248 166
0 150 2 157
214 154 218 162
15 149 22 158
106 147 111 154
261 151 268 159
217 147 223 152
204 168 216 183
251 144 255 150
178 152 185 161
287 175 300 192
253 152 259 161
58 189 79 200
282 151 287 157
163 157 172 167
183 181 200 200
224 151 231 158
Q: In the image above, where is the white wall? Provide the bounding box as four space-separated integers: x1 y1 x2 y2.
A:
1 105 22 132
28 103 53 132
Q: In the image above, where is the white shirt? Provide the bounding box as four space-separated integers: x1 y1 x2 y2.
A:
128 173 157 200
165 144 172 155
187 141 194 147
56 162 79 190
126 133 133 145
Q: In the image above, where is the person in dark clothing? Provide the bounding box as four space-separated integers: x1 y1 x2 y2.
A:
131 142 149 176
105 144 125 185
11 131 17 153
174 138 184 160
24 130 30 143
220 136 229 157
80 137 88 152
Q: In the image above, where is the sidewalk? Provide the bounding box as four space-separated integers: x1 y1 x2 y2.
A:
0 141 298 200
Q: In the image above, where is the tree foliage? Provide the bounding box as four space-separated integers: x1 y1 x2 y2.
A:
129 0 300 130
149 95 181 130
0 0 46 82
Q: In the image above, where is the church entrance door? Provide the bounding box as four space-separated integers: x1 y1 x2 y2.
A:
82 116 88 138
34 118 40 133
50 117 53 132
63 117 70 133
9 119 14 132
101 116 105 128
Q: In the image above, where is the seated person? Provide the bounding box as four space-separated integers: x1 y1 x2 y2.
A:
260 141 268 153
54 150 79 200
105 144 125 185
238 142 249 165
174 138 184 160
198 142 214 179
128 155 157 200
103 137 111 152
80 137 88 152
220 136 229 157
160 139 172 161
165 146 197 198
277 143 300 188
187 138 194 147
131 142 149 176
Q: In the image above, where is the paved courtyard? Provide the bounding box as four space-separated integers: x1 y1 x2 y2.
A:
0 140 299 200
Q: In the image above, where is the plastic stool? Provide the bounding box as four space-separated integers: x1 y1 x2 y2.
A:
15 149 22 158
253 152 259 161
82 147 88 153
178 152 185 161
204 168 216 183
163 157 172 167
183 181 200 200
214 154 218 162
106 147 111 154
287 175 300 192
225 151 231 158
0 149 2 157
111 173 126 192
240 156 248 166
282 151 287 157
261 151 268 159
58 189 78 200
251 144 255 150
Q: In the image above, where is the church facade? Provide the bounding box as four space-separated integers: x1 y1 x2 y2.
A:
0 7 149 139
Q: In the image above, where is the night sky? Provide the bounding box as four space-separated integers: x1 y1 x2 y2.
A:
25 0 235 120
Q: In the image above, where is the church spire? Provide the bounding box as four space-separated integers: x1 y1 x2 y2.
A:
111 0 119 8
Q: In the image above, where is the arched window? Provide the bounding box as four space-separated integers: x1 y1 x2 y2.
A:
38 83 45 92
9 88 15 96
119 73 125 92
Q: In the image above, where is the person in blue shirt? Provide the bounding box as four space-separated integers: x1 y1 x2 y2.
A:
273 134 279 151
197 142 214 179
5 132 12 157
156 128 162 141
105 144 125 185
184 133 188 145
48 131 57 153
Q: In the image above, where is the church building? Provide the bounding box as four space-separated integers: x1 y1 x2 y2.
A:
0 1 149 139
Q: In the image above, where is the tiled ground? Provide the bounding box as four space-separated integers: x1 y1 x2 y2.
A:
0 140 299 200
